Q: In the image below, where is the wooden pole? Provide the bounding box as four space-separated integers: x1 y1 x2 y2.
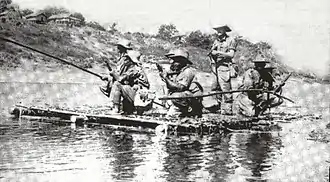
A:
0 37 103 79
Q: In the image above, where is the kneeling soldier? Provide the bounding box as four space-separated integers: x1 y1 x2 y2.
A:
102 50 150 114
236 55 284 117
159 49 203 117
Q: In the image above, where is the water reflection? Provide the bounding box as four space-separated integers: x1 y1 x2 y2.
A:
227 133 283 181
1 81 329 181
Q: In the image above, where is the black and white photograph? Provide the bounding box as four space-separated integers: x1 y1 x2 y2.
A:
0 0 329 181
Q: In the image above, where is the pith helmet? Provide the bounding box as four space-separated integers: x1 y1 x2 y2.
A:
165 49 175 58
167 49 192 65
127 50 142 64
116 39 133 50
213 25 232 33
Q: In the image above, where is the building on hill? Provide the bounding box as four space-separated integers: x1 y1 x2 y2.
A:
24 12 47 24
48 13 82 27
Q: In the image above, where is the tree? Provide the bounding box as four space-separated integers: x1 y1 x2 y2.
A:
38 6 69 18
157 23 178 40
86 21 106 31
0 0 12 8
71 12 85 23
108 22 118 34
185 30 213 49
21 8 33 16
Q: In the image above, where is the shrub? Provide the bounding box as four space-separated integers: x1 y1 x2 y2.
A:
86 21 106 31
38 6 69 18
185 30 214 50
156 24 178 40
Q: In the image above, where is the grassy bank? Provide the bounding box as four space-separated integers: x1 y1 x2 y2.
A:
0 19 328 83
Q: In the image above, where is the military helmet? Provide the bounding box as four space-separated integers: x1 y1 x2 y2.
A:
253 54 270 64
166 49 192 65
116 39 133 50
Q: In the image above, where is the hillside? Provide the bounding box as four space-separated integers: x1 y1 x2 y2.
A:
0 18 328 83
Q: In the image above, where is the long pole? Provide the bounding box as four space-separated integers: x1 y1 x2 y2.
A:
0 37 103 79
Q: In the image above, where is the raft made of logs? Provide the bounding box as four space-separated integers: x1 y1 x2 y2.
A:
11 105 281 135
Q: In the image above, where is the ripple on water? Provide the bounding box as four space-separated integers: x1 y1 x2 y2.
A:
0 81 329 181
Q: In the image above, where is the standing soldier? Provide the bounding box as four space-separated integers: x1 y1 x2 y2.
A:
205 25 238 115
236 55 284 117
158 48 203 117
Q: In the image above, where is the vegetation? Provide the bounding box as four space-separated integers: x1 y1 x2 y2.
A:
0 3 328 82
156 23 178 41
37 6 69 18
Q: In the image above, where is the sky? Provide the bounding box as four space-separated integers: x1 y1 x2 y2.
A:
13 0 330 76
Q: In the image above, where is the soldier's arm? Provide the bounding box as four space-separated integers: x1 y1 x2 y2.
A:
110 70 121 81
213 49 235 58
163 77 186 92
214 38 237 58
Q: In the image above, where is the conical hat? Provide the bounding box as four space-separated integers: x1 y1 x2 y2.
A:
165 49 175 58
213 25 232 33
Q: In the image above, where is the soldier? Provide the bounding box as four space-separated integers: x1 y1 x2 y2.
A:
205 25 238 115
235 56 284 117
100 39 133 97
101 50 150 114
159 49 203 117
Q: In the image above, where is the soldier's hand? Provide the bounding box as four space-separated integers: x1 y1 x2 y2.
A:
156 63 163 73
109 70 115 76
210 50 218 56
159 72 168 80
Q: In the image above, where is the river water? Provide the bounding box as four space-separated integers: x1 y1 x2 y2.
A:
0 71 329 181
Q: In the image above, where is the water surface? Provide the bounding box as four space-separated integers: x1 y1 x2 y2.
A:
0 80 329 181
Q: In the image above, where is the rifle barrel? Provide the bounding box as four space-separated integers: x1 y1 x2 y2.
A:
158 89 294 103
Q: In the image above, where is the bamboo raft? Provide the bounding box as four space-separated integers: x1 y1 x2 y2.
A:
11 104 283 135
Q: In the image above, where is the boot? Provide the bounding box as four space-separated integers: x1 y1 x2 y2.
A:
108 104 121 115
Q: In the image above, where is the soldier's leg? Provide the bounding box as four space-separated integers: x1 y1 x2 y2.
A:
257 94 284 115
217 67 233 114
235 93 256 117
169 92 192 116
120 85 137 114
111 81 122 112
203 74 221 112
190 82 204 117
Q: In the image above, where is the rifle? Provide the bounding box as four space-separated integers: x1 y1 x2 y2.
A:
273 72 292 94
155 63 179 76
158 89 294 103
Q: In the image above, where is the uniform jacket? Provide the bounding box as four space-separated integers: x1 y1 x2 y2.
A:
211 36 237 66
117 55 150 89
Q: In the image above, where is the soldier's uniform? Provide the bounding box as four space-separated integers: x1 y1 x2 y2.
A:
100 39 133 97
168 66 203 117
111 50 150 114
236 59 283 116
163 49 203 117
207 25 237 114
